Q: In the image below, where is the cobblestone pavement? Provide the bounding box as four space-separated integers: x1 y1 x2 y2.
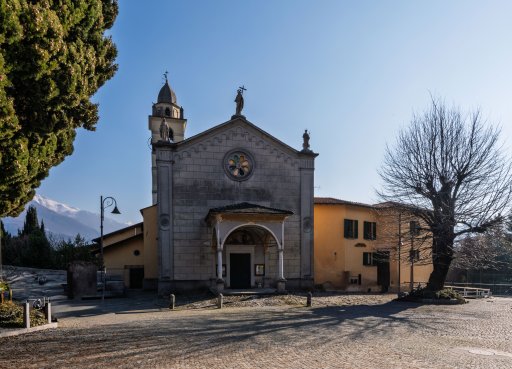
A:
1 296 511 369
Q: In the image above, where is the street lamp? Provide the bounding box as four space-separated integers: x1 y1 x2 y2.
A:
100 196 121 300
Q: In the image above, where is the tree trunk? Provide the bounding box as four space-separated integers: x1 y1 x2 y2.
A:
427 236 454 291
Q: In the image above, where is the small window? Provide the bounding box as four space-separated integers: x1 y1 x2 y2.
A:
363 252 374 266
165 107 171 117
349 276 359 284
363 252 381 266
410 221 420 236
344 219 358 239
133 250 140 256
409 249 420 262
363 221 377 240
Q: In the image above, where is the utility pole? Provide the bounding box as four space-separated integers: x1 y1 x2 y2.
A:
397 212 402 294
410 234 414 292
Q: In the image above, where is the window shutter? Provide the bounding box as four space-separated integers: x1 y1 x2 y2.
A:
373 222 377 240
344 219 350 238
363 252 371 266
354 220 359 239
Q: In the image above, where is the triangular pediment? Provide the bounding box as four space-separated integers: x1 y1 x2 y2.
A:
174 116 314 157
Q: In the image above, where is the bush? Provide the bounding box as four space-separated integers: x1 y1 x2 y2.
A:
0 281 9 292
398 287 466 304
0 301 47 328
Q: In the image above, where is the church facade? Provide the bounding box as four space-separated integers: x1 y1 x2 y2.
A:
102 79 317 295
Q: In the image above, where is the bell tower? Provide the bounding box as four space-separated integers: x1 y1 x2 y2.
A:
149 75 187 204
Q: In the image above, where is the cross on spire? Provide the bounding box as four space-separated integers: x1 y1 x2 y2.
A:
238 85 247 95
163 70 169 82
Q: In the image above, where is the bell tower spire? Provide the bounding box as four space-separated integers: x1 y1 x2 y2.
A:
148 74 187 204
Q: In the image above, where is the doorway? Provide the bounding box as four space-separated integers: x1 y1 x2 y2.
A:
376 251 390 292
129 267 144 289
230 253 251 288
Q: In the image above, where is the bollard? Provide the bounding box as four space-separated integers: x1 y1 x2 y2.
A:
44 299 52 324
217 293 223 309
306 292 312 307
23 301 30 328
169 294 175 310
9 289 12 302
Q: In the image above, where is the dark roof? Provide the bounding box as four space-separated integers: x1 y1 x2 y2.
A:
91 222 143 243
314 197 431 214
206 202 293 221
157 80 177 104
314 197 376 209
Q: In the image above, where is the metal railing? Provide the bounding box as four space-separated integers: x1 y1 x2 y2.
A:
445 284 491 298
446 282 512 296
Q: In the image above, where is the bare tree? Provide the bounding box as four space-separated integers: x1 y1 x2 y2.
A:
452 220 512 276
379 99 512 291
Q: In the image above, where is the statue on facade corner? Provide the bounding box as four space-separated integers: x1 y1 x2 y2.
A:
234 85 246 116
302 129 311 152
159 117 170 142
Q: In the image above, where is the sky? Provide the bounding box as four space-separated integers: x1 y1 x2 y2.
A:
37 0 512 225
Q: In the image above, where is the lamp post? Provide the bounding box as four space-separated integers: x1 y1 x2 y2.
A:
100 196 121 300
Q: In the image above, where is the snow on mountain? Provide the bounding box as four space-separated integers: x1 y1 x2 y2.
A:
33 194 80 216
2 194 129 241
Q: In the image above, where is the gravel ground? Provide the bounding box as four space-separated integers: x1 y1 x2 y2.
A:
1 294 511 369
169 292 395 310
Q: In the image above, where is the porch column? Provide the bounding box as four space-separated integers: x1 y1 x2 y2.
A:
215 225 224 293
217 249 223 281
276 222 286 292
278 247 284 280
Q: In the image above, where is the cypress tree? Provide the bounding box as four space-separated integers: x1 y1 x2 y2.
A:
0 0 119 217
22 206 39 236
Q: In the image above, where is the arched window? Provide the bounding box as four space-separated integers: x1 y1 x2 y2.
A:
165 107 171 117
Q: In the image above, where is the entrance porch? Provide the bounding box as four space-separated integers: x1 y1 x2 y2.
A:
206 203 293 293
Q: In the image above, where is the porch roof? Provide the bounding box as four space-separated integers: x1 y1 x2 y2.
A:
205 202 293 223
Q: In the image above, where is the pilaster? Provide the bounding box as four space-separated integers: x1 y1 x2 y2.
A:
156 146 174 295
299 155 316 280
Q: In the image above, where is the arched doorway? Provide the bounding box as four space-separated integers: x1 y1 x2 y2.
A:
223 225 278 288
206 202 293 292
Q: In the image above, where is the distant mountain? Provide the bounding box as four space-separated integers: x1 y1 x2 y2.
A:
2 194 129 241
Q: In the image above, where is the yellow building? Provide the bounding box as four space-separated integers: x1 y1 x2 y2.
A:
314 197 433 292
97 205 158 290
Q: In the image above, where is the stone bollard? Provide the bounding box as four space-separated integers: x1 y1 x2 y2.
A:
169 294 175 310
44 299 52 324
23 301 30 329
9 289 12 302
217 293 223 309
306 292 312 307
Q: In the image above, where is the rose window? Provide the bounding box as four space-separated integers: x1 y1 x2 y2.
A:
224 150 254 180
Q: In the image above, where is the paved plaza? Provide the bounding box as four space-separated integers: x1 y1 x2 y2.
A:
1 293 512 369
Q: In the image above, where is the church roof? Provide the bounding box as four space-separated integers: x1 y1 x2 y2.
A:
156 115 318 158
206 202 293 220
157 80 177 104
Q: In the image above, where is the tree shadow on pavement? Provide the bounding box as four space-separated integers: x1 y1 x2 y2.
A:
0 299 454 369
